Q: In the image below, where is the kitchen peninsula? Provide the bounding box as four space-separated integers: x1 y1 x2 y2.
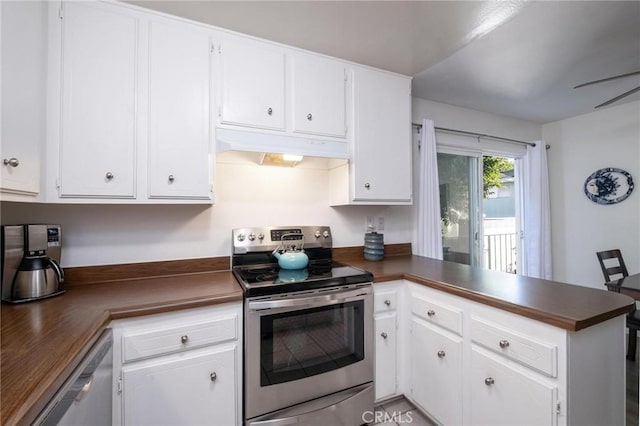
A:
1 251 634 425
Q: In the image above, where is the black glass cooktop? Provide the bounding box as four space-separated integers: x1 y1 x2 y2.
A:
233 263 373 297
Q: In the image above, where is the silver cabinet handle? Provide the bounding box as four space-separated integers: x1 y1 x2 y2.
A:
380 332 388 339
364 183 371 189
181 335 189 344
3 158 19 167
168 174 175 183
427 309 436 317
105 172 114 180
306 113 313 121
210 372 217 382
267 107 273 115
384 299 391 306
437 350 446 358
485 377 495 386
499 339 510 349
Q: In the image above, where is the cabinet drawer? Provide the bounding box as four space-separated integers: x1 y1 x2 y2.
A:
470 316 557 377
411 295 462 336
122 315 237 363
374 289 398 313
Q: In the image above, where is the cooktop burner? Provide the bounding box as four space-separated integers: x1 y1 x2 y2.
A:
231 226 373 297
233 263 373 297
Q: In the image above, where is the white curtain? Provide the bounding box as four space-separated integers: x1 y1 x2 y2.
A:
523 142 552 279
416 118 443 259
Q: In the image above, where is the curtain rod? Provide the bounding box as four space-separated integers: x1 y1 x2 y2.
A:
412 122 549 149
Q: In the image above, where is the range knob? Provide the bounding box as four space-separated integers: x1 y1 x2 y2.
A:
314 230 321 238
257 233 264 241
237 233 246 242
248 233 256 241
322 231 330 238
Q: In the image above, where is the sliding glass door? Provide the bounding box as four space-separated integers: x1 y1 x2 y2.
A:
437 151 481 267
437 151 521 273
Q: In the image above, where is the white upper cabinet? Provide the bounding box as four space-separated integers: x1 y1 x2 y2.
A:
47 1 213 203
291 52 347 138
329 67 412 205
218 35 286 131
352 67 412 203
0 1 46 199
58 1 137 198
147 18 212 199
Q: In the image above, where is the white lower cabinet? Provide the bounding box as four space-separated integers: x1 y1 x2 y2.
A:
373 282 401 402
469 348 557 426
112 302 242 426
122 346 237 426
410 318 462 426
402 280 626 426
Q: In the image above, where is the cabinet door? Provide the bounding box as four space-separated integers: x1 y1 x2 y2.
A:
219 36 285 131
352 68 412 202
122 345 238 426
147 19 212 199
292 52 346 138
59 2 137 198
470 348 558 426
0 1 45 196
410 317 462 426
375 314 397 401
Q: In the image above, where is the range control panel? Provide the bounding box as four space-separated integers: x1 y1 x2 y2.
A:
232 226 332 254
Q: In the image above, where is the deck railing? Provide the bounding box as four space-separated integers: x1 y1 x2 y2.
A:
484 233 517 273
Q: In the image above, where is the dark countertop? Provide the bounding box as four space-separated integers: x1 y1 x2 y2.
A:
1 254 634 425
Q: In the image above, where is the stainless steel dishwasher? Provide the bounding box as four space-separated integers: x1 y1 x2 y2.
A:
34 328 113 426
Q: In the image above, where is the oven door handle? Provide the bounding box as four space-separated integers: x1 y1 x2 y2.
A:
248 288 369 311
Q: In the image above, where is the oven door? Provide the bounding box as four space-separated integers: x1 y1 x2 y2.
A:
244 285 373 420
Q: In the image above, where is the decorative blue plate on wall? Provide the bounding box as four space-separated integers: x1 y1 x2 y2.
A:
584 167 634 204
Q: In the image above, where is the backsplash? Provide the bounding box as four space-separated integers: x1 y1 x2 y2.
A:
1 156 413 267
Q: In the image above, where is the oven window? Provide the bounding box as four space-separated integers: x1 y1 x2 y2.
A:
260 300 364 386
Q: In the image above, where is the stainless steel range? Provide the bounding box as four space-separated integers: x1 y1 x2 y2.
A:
232 226 374 426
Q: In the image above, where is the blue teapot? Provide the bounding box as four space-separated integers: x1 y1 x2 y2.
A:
272 245 309 270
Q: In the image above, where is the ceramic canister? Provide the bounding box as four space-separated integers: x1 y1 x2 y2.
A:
364 232 384 261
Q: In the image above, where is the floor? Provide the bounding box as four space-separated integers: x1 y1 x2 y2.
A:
372 342 639 426
372 397 435 426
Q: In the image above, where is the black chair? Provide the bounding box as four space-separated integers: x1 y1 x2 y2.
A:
597 249 638 361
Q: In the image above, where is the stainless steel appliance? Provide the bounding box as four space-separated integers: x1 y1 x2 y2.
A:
33 329 113 426
232 226 374 426
1 224 65 303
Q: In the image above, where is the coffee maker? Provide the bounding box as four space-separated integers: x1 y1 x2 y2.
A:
1 224 65 303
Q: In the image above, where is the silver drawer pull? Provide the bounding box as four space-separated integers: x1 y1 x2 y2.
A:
427 309 436 317
210 372 217 382
364 182 371 189
384 299 391 306
380 332 388 339
3 158 19 167
437 350 446 358
168 174 175 182
181 335 189 344
499 339 510 349
485 377 495 386
267 107 273 115
105 172 114 180
306 113 313 121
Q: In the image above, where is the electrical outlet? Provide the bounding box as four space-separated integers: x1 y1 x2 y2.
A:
377 217 385 231
366 216 375 231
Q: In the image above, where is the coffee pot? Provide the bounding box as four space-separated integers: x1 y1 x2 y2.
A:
1 225 65 303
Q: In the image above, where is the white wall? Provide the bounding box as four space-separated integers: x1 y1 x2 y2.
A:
543 100 640 288
0 153 412 267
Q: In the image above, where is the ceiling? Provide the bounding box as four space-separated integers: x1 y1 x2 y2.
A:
129 1 640 124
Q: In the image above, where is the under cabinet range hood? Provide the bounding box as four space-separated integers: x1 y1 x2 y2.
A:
216 128 350 159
